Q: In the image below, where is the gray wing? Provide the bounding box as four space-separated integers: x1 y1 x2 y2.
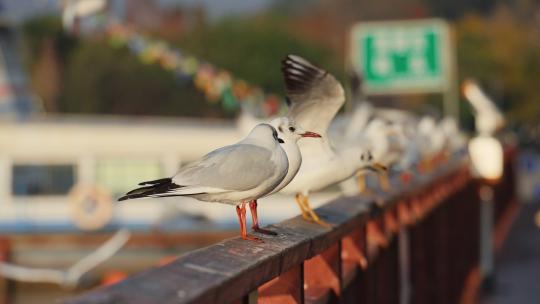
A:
282 54 345 136
173 144 276 191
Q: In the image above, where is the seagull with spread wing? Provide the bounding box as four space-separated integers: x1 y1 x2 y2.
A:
278 55 386 226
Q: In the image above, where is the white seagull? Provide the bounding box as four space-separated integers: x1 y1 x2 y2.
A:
353 118 407 192
119 123 310 241
462 79 505 136
415 116 449 172
278 55 385 226
393 119 423 176
338 73 416 192
244 116 321 235
440 116 468 156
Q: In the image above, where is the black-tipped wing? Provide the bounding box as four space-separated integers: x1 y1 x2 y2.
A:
118 178 182 201
281 54 345 136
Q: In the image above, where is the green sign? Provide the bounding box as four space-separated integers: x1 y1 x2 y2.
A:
351 19 452 94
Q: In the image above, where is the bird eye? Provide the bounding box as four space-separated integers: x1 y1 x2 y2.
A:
368 153 373 161
289 126 296 132
361 154 365 161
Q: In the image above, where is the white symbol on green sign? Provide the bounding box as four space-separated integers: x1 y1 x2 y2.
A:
351 20 451 94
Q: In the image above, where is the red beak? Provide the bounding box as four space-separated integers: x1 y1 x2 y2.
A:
301 131 322 138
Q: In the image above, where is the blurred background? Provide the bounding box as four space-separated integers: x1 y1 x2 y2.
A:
0 0 539 303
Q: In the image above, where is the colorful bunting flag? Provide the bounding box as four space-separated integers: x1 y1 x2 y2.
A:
106 25 287 115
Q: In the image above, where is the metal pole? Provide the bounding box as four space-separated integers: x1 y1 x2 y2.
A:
443 25 459 123
479 185 495 291
443 86 459 123
399 227 411 304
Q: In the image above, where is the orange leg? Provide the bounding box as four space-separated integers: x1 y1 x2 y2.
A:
236 202 262 242
295 193 313 221
378 172 392 192
299 193 331 227
357 173 367 193
249 200 277 236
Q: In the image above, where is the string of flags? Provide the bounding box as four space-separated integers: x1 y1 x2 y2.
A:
106 25 284 116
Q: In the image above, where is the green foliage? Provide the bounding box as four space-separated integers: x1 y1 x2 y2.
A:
60 40 222 117
173 14 341 95
455 9 540 123
21 15 76 67
21 14 339 118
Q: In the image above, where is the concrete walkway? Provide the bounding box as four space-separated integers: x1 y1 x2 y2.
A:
482 201 540 303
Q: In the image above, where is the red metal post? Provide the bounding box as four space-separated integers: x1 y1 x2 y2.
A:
342 226 368 271
0 237 12 304
342 226 368 303
304 243 342 303
258 265 303 304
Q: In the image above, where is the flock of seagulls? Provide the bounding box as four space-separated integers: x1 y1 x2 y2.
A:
120 54 473 241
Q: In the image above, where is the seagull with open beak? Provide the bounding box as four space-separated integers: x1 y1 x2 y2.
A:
278 54 386 226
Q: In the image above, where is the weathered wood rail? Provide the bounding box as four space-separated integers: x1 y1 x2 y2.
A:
67 148 517 304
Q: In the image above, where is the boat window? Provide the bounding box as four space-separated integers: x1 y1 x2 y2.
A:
96 159 162 197
12 164 76 196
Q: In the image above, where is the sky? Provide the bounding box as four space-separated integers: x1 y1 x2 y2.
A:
0 0 58 22
0 0 276 24
159 0 274 19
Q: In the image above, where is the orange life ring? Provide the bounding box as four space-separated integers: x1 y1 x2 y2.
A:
69 185 113 231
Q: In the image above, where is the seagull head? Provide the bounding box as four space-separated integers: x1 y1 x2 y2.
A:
247 123 284 145
341 144 387 174
270 117 321 144
359 150 388 173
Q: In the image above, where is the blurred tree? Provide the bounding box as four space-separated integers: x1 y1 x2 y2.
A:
59 40 223 117
425 0 494 19
31 39 61 111
21 16 76 67
21 16 76 112
456 6 540 123
21 14 340 118
173 14 341 94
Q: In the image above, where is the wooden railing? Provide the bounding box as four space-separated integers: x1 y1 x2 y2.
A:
66 148 517 304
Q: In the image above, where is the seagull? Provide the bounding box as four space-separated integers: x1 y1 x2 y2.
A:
393 119 423 180
246 117 321 235
416 116 448 172
462 79 505 136
62 0 106 32
339 71 415 192
354 118 406 192
119 123 291 241
341 70 416 145
440 116 468 157
278 55 386 226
